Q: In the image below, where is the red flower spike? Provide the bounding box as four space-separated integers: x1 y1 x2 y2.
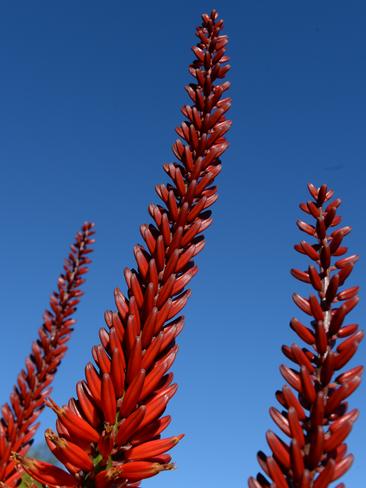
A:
24 10 230 487
249 184 362 487
0 223 94 486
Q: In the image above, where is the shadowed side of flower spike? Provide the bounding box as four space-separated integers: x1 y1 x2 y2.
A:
18 9 231 488
0 222 95 487
248 184 363 488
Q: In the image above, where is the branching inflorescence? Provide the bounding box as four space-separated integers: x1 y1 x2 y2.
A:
249 184 363 488
0 222 95 487
17 10 231 488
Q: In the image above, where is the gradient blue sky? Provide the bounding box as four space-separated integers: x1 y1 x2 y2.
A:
1 1 366 486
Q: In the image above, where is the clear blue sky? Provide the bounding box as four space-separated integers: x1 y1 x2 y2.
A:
1 1 366 486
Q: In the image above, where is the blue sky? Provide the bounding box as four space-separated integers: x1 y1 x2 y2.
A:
1 1 366 486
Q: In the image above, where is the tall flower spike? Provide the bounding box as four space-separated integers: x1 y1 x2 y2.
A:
17 9 231 488
1 222 95 487
248 184 363 488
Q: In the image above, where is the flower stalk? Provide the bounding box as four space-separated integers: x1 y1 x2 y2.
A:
0 222 95 486
248 184 363 488
18 9 231 488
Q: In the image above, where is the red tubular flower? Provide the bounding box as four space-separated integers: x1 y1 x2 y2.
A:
18 9 231 488
248 184 363 488
0 222 95 486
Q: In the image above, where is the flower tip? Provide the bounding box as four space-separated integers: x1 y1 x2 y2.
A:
45 397 62 415
83 221 95 228
10 452 21 464
210 9 219 20
11 452 32 469
44 428 53 438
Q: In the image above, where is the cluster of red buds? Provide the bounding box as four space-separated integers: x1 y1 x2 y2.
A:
16 9 231 488
3 10 362 488
0 222 95 486
248 184 363 488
